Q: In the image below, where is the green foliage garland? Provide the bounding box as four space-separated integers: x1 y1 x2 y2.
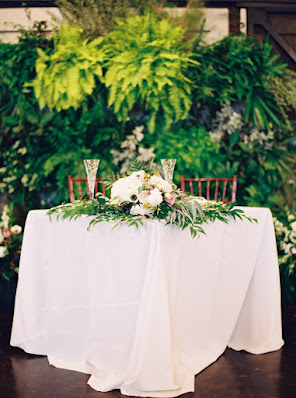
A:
104 13 198 132
47 195 254 239
47 159 255 237
32 23 105 111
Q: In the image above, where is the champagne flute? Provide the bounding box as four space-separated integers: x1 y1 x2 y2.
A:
84 159 100 200
161 159 176 182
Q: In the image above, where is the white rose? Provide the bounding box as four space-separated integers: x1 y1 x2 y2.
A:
0 246 7 258
147 188 163 207
10 225 22 234
130 204 151 216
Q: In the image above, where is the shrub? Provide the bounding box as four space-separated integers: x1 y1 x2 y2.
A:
0 205 22 281
191 35 296 130
153 125 228 183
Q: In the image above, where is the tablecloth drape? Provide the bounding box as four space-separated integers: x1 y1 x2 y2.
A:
10 207 284 397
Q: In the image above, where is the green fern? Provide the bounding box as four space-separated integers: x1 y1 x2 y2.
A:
104 13 199 132
31 23 106 111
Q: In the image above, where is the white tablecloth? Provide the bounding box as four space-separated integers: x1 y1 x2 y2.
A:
10 208 284 397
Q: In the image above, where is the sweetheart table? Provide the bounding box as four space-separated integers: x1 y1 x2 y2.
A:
10 207 284 397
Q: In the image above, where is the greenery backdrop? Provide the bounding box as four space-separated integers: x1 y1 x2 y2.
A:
0 4 295 302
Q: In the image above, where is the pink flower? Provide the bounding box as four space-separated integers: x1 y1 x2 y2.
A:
165 195 176 206
2 228 11 238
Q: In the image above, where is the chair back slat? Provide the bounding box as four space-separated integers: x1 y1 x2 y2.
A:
179 175 238 204
231 175 238 203
214 180 219 201
222 181 228 201
67 175 106 202
206 181 210 200
77 181 83 199
198 180 202 196
67 175 75 203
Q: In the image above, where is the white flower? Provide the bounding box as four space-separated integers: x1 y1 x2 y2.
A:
18 147 27 155
21 174 29 187
133 125 145 141
130 170 145 182
138 147 155 162
130 204 151 216
10 225 22 234
0 230 3 244
147 188 163 207
0 205 10 229
290 232 296 244
0 246 7 258
12 140 20 149
290 221 296 232
284 243 293 254
274 219 284 231
111 175 143 202
149 175 172 193
138 190 150 203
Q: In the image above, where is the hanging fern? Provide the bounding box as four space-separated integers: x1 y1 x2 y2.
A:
104 13 199 132
31 23 106 111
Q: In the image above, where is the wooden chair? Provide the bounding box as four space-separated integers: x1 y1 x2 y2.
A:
180 175 238 204
67 175 106 203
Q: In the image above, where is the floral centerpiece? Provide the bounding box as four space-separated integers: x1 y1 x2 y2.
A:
110 170 176 216
0 205 23 281
48 161 254 237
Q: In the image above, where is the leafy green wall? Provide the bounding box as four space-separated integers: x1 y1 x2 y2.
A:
0 14 295 302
